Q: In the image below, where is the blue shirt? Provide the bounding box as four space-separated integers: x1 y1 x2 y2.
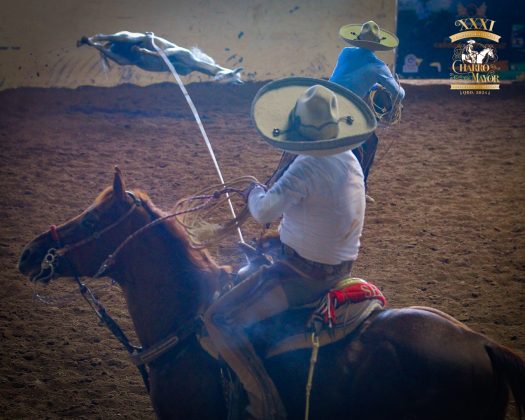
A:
330 47 404 104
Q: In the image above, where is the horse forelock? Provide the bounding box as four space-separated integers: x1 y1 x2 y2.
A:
94 186 114 204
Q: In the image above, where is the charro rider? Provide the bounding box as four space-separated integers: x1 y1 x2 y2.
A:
330 20 405 200
463 39 478 63
203 77 376 419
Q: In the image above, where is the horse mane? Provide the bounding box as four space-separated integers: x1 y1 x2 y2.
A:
190 47 215 65
134 189 223 274
135 189 233 311
93 185 230 310
94 186 224 274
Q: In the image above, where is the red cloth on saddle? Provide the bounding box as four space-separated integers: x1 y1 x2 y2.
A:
320 281 386 326
331 282 386 306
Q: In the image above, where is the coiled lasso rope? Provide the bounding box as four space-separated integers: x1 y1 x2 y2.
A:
368 86 402 125
367 74 403 126
173 176 260 248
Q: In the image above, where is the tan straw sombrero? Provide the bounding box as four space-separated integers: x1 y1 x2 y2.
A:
339 20 399 51
251 77 376 156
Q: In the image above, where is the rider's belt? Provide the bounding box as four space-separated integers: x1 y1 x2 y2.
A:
281 244 353 277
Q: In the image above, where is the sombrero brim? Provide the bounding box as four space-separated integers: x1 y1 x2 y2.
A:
339 24 399 51
251 77 377 157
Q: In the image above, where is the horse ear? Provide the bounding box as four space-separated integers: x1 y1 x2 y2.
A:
113 166 127 201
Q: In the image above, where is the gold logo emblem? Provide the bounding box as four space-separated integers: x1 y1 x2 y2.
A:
449 18 501 93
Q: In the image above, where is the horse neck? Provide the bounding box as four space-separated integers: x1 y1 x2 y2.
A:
114 214 226 348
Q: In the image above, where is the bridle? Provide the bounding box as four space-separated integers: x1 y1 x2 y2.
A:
36 191 154 391
36 191 143 283
35 188 238 394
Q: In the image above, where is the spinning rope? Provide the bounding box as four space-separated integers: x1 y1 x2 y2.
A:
148 33 247 244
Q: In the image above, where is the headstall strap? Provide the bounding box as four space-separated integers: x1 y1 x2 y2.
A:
39 191 152 392
57 191 140 258
71 272 150 393
50 224 60 242
39 190 211 394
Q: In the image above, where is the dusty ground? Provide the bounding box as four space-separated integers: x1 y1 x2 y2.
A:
0 80 524 419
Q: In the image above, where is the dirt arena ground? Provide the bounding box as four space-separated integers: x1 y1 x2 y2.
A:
0 80 524 419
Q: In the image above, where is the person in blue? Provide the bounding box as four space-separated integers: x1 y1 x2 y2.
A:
330 21 405 200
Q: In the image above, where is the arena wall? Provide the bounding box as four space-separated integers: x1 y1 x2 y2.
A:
0 0 397 90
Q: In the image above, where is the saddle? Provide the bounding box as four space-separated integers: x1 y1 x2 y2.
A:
200 240 386 360
260 276 386 358
198 243 386 420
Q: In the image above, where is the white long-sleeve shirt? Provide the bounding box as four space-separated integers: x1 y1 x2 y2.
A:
248 151 365 265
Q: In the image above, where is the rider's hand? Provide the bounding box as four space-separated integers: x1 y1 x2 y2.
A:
240 182 266 202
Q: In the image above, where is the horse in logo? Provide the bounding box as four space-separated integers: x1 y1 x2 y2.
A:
461 40 496 64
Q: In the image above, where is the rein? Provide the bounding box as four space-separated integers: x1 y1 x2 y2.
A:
38 193 152 392
95 177 257 277
72 273 151 391
59 191 142 258
34 191 143 284
36 186 250 393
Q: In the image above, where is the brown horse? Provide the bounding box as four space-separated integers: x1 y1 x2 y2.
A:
18 169 525 420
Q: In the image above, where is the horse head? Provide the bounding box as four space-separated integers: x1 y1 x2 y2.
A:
484 47 495 61
477 46 496 63
214 67 244 84
18 167 150 283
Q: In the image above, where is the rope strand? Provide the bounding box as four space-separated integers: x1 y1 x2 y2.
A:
96 177 259 277
148 33 245 244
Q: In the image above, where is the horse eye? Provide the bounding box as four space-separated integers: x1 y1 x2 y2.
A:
81 216 98 231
